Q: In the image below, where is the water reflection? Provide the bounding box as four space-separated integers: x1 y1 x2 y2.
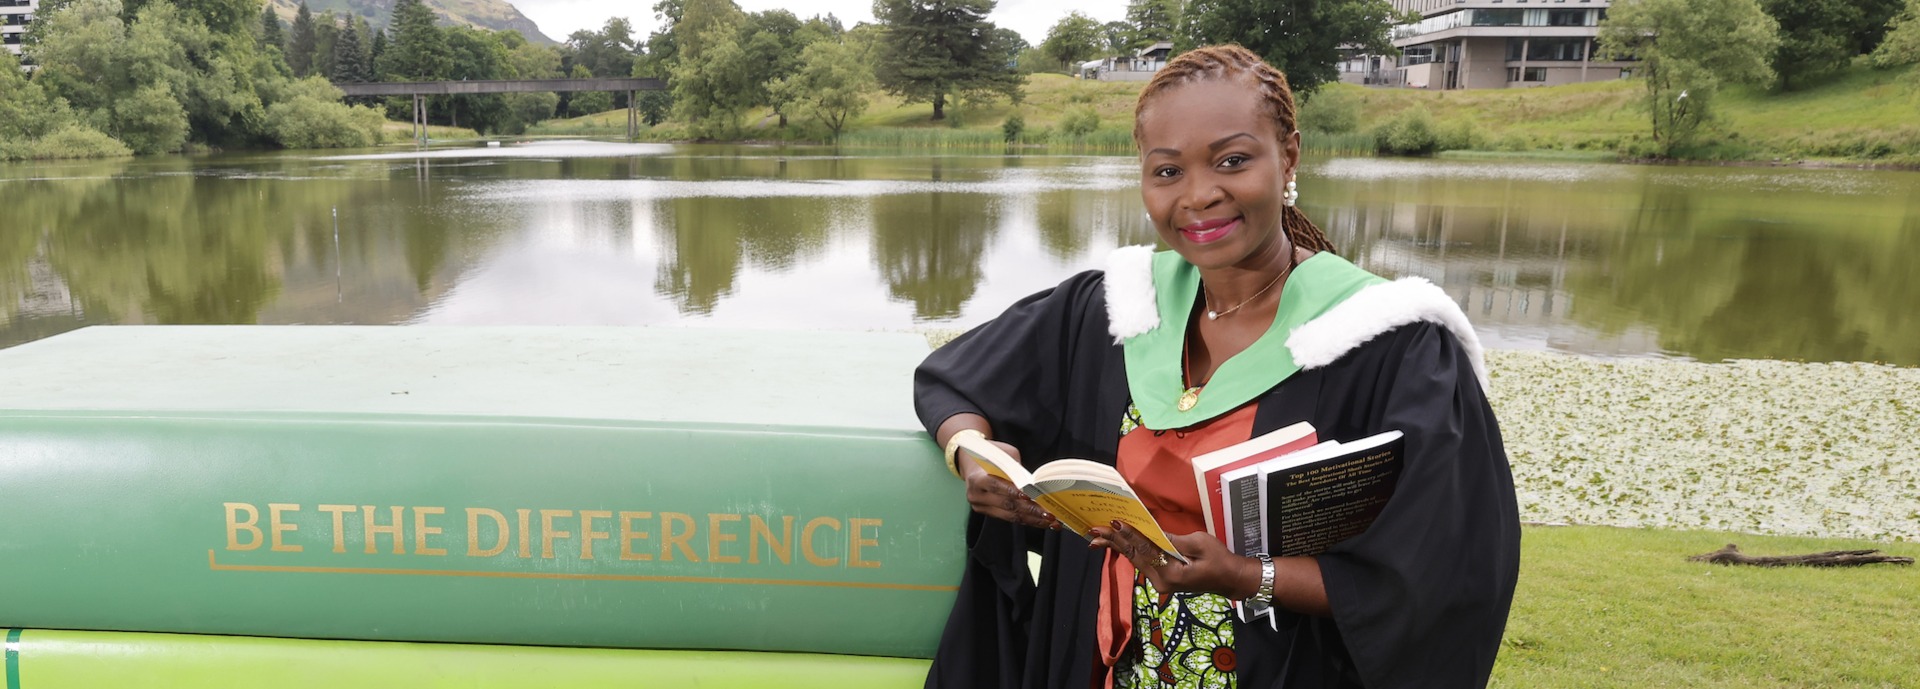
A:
1 143 1915 365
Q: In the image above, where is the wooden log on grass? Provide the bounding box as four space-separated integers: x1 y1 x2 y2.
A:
1688 544 1914 567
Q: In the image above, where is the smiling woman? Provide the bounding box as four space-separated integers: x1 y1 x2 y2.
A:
915 45 1520 689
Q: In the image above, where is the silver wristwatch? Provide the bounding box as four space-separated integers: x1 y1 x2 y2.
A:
1247 554 1276 606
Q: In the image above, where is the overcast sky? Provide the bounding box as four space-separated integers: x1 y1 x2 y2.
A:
507 0 1128 47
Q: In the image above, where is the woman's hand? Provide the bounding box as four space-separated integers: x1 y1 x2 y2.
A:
1088 521 1260 599
959 441 1061 530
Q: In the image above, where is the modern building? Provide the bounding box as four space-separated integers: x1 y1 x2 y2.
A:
1 0 35 58
1388 0 1632 90
1086 41 1174 82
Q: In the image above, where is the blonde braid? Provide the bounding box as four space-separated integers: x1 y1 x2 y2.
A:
1134 45 1337 255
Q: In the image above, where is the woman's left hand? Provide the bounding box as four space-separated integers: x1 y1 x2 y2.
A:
1088 521 1261 599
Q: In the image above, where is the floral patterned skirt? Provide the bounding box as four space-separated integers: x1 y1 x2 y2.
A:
1115 570 1237 689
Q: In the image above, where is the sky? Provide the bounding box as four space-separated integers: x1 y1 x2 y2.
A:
507 0 1128 47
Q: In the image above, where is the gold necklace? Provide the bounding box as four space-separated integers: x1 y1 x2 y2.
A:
1203 268 1287 320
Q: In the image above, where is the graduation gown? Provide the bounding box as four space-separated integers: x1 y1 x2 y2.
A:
914 250 1521 689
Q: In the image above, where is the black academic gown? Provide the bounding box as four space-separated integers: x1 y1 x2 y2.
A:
915 270 1521 689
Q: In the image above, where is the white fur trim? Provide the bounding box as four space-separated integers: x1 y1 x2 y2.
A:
1104 245 1160 342
1286 278 1490 390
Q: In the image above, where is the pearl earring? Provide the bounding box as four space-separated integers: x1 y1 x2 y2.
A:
1284 178 1299 207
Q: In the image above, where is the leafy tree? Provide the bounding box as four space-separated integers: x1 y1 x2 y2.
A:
1759 0 1862 90
369 28 386 70
567 64 614 115
288 2 316 77
0 49 83 159
1180 0 1402 99
1599 0 1779 155
872 0 1022 120
1101 21 1130 57
1041 11 1103 72
258 4 283 52
1853 0 1909 55
670 23 757 137
741 9 825 127
1125 0 1180 50
770 38 874 142
635 90 673 126
676 0 742 62
1870 0 1920 68
311 12 340 81
566 16 637 78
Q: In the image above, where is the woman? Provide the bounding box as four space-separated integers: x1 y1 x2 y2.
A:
915 46 1520 689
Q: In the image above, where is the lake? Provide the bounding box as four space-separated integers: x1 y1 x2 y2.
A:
3 141 1915 365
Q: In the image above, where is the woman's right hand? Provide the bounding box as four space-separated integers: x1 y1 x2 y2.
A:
959 441 1061 530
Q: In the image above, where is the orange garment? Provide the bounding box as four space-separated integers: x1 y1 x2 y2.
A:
1094 402 1259 688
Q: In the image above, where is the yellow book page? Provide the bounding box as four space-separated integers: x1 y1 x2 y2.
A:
1045 488 1182 559
1031 493 1094 536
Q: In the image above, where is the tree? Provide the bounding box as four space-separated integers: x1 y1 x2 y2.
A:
258 4 283 52
1100 21 1131 57
1760 0 1862 90
1870 0 1920 69
740 9 822 127
1853 0 1909 55
1125 0 1180 50
770 38 874 142
384 0 451 80
1180 0 1402 99
566 16 637 78
311 12 340 81
670 23 757 137
287 2 316 77
1041 11 1103 72
331 16 370 83
872 0 1022 120
1599 0 1780 155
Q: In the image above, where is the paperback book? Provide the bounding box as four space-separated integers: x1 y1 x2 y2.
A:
952 433 1188 562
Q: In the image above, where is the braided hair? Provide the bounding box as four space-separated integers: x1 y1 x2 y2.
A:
1133 45 1336 255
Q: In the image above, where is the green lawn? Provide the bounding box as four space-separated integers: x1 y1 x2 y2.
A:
1498 526 1918 688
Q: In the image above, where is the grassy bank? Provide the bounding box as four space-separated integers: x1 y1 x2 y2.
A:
379 121 484 142
525 66 1920 164
1499 525 1917 688
1320 63 1920 164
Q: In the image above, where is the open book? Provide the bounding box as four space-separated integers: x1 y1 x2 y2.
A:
951 433 1188 563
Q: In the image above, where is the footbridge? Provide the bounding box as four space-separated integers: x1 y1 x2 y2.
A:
334 77 667 142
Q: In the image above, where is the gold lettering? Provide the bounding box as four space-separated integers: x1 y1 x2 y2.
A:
467 508 508 557
540 509 574 559
319 504 357 553
579 510 612 560
267 503 302 553
749 514 794 565
707 513 742 564
363 505 406 555
618 511 654 561
516 509 532 559
849 518 883 568
661 512 699 562
224 502 263 551
802 516 842 567
414 507 447 556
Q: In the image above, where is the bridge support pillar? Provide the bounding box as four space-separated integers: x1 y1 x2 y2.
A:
628 90 637 142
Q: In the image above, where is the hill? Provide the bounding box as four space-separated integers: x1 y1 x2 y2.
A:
267 0 556 45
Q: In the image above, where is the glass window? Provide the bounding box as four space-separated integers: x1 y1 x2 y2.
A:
1473 9 1524 26
1548 9 1587 26
1525 38 1586 61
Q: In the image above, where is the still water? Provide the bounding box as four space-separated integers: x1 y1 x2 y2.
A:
2 141 1916 365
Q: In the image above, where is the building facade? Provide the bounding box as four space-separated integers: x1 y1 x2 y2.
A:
2 0 35 57
1389 0 1631 89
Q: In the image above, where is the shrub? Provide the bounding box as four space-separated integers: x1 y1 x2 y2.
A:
112 84 190 155
9 124 132 160
1299 89 1361 134
1436 119 1485 152
1059 106 1100 138
265 97 386 149
1373 106 1438 156
1002 113 1025 143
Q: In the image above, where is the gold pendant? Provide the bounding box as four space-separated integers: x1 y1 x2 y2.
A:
1177 387 1200 412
